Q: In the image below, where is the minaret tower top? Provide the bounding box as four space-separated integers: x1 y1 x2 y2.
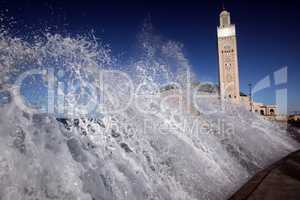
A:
219 9 231 27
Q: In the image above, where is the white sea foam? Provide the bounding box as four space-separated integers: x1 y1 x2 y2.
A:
0 26 298 200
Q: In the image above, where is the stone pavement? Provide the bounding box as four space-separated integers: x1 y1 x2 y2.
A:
229 150 300 200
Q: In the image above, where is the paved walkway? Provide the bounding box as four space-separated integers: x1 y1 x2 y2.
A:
230 150 300 200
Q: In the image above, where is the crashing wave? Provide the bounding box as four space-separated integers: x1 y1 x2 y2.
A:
0 27 299 200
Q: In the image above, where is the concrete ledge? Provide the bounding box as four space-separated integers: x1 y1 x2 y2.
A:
229 150 300 200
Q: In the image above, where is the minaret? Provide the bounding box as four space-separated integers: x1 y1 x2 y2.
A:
217 9 240 101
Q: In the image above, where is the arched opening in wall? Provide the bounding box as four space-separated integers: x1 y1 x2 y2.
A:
255 110 258 112
270 109 275 115
260 110 265 115
229 95 231 98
